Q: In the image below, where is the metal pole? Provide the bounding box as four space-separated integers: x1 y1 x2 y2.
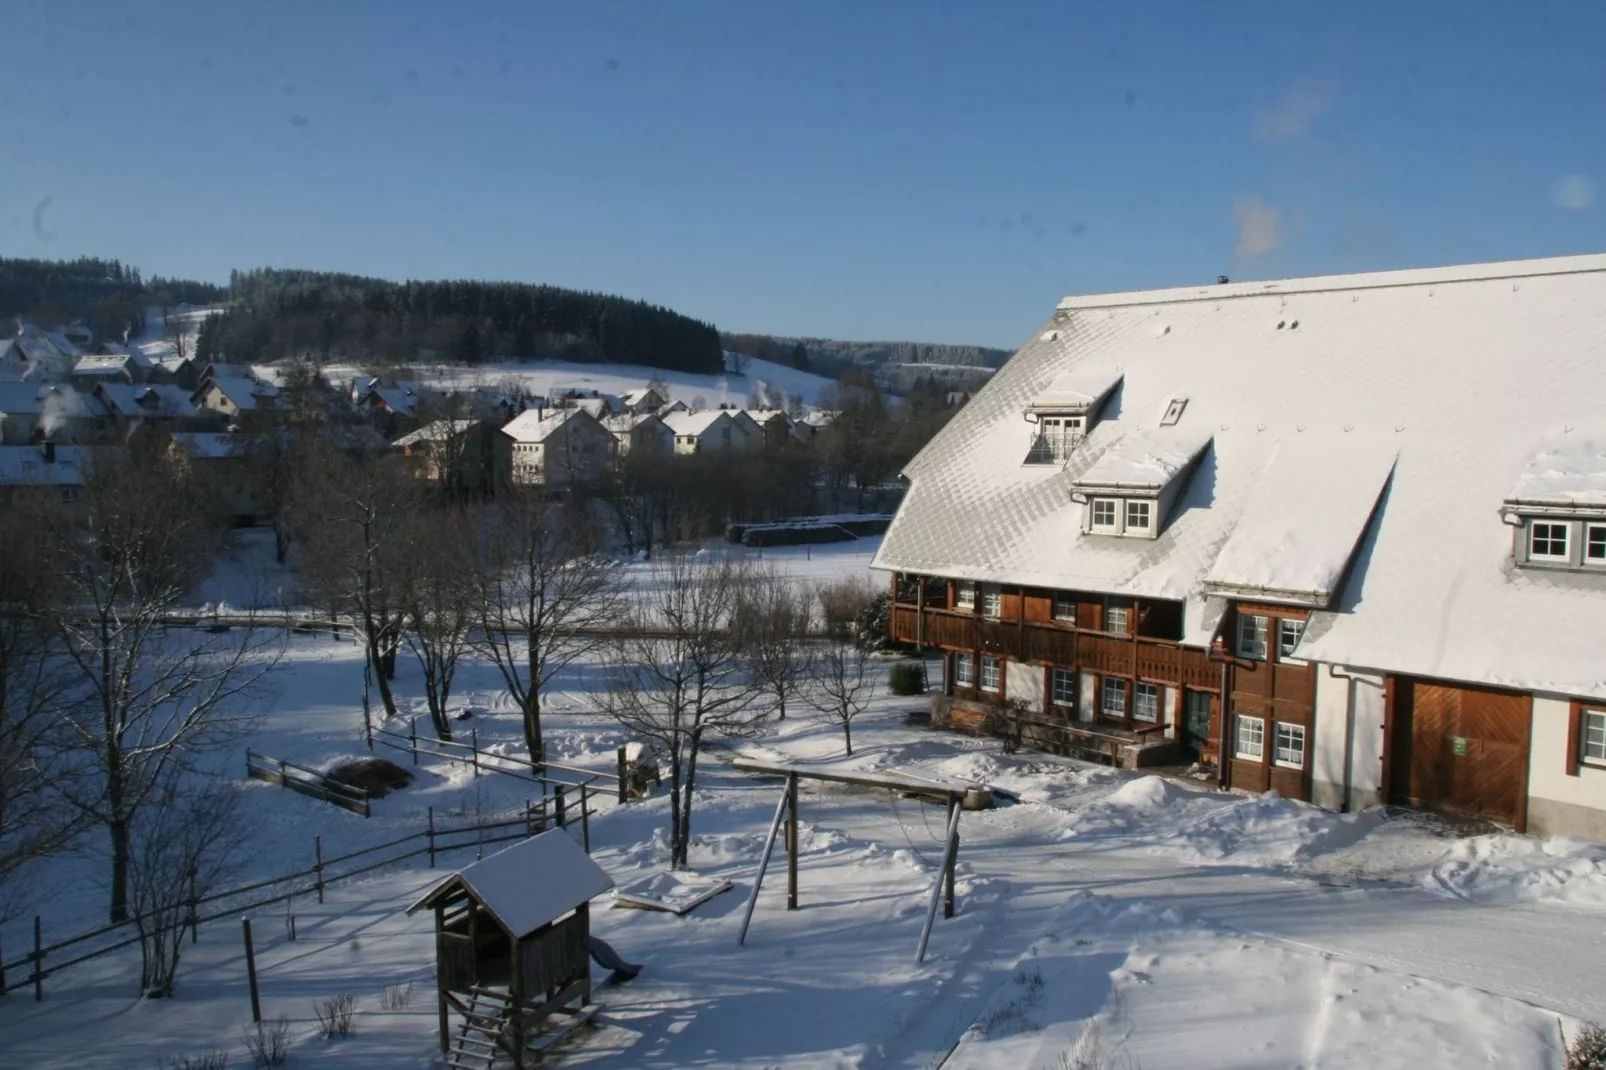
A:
580 785 590 853
785 773 798 911
410 717 418 766
737 784 792 946
242 918 262 1022
315 836 325 904
944 796 958 919
915 803 963 964
471 727 479 778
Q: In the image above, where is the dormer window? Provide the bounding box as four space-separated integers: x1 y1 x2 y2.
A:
1529 522 1569 561
1091 499 1118 531
1589 524 1606 563
1071 429 1211 541
955 581 976 609
1504 436 1606 573
1022 369 1121 465
980 584 1003 618
1124 500 1152 534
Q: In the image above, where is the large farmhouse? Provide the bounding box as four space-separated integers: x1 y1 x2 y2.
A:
872 253 1606 840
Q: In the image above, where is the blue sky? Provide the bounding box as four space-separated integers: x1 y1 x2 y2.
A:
4 1 1604 347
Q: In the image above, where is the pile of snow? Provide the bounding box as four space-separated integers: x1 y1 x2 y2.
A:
1425 834 1606 908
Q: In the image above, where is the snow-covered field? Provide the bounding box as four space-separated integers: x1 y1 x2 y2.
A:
4 541 1605 1068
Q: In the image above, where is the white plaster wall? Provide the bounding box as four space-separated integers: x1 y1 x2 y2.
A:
1529 695 1606 811
1311 666 1386 811
1350 673 1386 803
1005 660 1043 714
1163 686 1180 740
1078 672 1097 722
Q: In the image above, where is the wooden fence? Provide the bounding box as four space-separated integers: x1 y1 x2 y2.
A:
0 803 574 1002
246 749 374 817
371 718 624 799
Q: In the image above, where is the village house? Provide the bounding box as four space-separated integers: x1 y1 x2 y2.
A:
496 407 617 490
168 432 260 523
70 350 150 389
393 418 496 494
618 386 668 414
873 253 1606 841
660 409 752 455
192 375 285 425
0 441 88 519
601 411 674 461
741 408 796 448
96 383 201 437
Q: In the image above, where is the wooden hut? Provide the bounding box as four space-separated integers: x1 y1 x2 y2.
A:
408 830 614 1068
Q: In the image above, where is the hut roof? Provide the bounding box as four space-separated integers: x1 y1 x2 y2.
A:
407 830 614 938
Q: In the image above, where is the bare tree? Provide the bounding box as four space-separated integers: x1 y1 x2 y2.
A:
0 506 78 922
395 507 478 740
804 633 876 756
128 775 246 997
47 450 282 923
736 568 814 722
601 553 766 868
165 309 190 364
472 495 623 767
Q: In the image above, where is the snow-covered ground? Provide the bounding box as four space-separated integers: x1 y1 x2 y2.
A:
4 544 1605 1068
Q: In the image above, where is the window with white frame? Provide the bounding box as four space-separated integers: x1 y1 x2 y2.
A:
1051 668 1077 707
1091 498 1119 530
1583 708 1606 765
1133 681 1159 722
1235 715 1265 760
955 581 976 608
953 653 974 687
1588 524 1606 565
979 656 1001 692
1237 613 1268 659
1273 722 1306 768
1104 599 1130 635
1053 592 1077 622
1101 676 1127 717
1124 499 1152 534
981 585 1003 619
1278 618 1305 660
1530 521 1570 561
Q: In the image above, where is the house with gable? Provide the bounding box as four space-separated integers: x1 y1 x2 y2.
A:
496 407 617 490
741 408 796 448
193 375 285 425
96 383 201 437
601 411 673 461
661 409 752 455
619 387 668 415
874 252 1606 841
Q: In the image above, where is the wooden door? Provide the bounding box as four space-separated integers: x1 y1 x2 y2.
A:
1390 678 1530 827
1181 690 1214 757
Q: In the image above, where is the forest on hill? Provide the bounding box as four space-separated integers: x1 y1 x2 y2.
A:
722 331 1010 379
0 256 225 341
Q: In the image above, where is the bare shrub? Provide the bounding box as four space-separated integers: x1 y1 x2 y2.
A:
1565 1020 1606 1070
1051 989 1138 1070
378 981 414 1011
158 1052 231 1070
241 1015 292 1068
314 992 356 1038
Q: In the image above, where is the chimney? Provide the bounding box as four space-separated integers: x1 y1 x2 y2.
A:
42 439 56 464
1217 275 1230 285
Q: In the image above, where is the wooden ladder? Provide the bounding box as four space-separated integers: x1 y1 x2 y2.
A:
446 987 513 1070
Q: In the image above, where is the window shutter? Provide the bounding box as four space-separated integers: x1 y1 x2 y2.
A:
1566 701 1581 777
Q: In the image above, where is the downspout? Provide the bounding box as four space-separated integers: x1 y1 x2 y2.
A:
1217 660 1230 790
1328 664 1360 813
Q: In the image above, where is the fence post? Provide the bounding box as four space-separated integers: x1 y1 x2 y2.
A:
187 864 199 944
242 918 261 1023
427 807 436 868
617 746 628 804
471 727 479 779
580 784 591 854
315 836 325 905
34 915 43 1001
410 718 418 766
525 799 533 838
555 785 567 828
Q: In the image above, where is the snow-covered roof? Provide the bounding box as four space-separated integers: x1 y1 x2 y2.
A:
72 354 135 376
370 387 418 414
1503 435 1606 512
502 407 585 443
662 410 734 436
874 251 1606 697
601 412 664 434
0 444 87 485
98 383 198 418
392 419 476 447
170 432 248 459
407 830 614 938
743 408 793 425
1070 428 1211 493
571 397 610 419
1027 368 1123 412
0 382 43 415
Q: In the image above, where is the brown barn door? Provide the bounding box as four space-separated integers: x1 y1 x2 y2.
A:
1388 678 1530 827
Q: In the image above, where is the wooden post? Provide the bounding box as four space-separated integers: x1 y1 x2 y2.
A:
786 773 798 911
509 933 525 1070
435 904 450 1053
471 727 479 779
187 864 199 943
315 836 325 904
617 746 628 804
427 806 437 868
555 785 567 828
944 796 957 920
242 918 261 1023
32 915 42 1002
410 717 418 766
580 784 591 853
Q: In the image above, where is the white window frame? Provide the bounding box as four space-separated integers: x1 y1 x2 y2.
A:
1583 708 1606 766
1235 715 1265 760
1090 498 1119 532
1104 599 1131 636
1053 592 1077 622
1051 668 1077 707
1277 618 1305 661
952 653 974 687
1273 722 1306 769
981 584 1003 619
1124 499 1152 535
955 581 976 609
1529 520 1570 562
1237 614 1268 660
1586 524 1606 566
1100 676 1128 718
1132 681 1159 723
979 656 1001 693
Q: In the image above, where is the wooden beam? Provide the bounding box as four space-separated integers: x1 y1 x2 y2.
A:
436 903 449 1053
730 758 970 803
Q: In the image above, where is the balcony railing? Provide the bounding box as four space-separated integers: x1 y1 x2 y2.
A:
1023 430 1081 465
892 604 1217 690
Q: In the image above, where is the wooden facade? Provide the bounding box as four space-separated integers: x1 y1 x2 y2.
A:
1386 676 1532 828
1216 602 1318 800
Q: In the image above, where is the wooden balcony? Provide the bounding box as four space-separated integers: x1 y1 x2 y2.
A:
892 604 1218 691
